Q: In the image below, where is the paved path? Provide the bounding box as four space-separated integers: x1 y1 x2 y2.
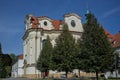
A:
2 77 31 80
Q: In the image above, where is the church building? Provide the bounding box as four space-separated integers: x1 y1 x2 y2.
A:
23 13 84 78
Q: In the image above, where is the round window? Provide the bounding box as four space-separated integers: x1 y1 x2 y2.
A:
44 21 47 26
71 20 76 27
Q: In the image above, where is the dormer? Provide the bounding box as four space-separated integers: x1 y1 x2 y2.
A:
38 16 54 30
64 13 83 32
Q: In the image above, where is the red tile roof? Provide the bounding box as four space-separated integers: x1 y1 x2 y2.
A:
112 32 120 47
31 16 38 29
18 54 23 59
30 15 120 48
31 15 62 30
52 20 62 30
104 29 114 39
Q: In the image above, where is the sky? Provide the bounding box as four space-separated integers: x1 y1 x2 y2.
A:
0 0 120 55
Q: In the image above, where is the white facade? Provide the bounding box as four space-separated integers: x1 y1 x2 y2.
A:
23 13 83 77
12 59 24 77
64 13 83 32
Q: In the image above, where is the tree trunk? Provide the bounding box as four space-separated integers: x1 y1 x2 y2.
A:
41 72 45 79
96 71 99 80
78 69 80 77
65 70 68 78
45 70 49 77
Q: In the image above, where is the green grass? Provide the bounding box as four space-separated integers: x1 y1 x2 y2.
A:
31 78 120 80
107 77 120 80
32 78 53 80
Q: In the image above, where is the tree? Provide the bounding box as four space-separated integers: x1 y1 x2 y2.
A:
52 24 77 78
75 39 83 77
80 12 114 80
36 36 53 78
0 54 12 67
5 66 11 77
0 58 3 77
0 58 7 78
0 43 12 77
9 53 17 64
0 43 2 54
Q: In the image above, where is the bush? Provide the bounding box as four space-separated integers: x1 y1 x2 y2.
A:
0 67 7 78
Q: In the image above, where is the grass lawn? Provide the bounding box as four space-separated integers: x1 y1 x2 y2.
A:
32 78 53 80
31 78 120 80
107 79 120 80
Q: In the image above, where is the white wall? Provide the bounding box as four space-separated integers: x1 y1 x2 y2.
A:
26 67 36 74
105 70 120 79
64 15 83 32
12 59 24 77
38 19 54 30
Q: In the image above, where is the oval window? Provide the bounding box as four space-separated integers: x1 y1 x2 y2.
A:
44 21 47 26
71 20 76 27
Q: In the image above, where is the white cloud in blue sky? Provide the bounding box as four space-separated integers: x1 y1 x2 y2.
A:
103 6 120 19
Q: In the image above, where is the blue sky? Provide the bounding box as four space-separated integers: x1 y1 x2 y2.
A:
0 0 120 55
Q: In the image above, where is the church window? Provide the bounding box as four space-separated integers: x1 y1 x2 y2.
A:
71 20 76 27
44 21 47 26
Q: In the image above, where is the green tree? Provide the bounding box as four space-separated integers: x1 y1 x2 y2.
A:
0 43 12 77
0 43 3 54
75 39 83 77
5 66 11 77
52 24 77 78
36 36 53 78
80 12 114 80
9 53 17 64
0 58 7 78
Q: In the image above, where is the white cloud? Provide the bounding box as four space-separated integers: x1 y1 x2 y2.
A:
103 6 120 19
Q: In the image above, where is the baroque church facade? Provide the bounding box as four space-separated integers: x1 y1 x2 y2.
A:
23 13 84 78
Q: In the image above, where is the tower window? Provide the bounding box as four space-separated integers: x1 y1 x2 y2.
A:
44 21 47 26
71 20 76 27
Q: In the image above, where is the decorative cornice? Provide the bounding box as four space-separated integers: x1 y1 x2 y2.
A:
22 28 43 40
38 16 53 22
64 13 81 19
23 28 82 40
23 63 36 68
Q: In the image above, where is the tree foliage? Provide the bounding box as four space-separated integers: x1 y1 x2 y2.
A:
0 43 12 78
5 66 11 77
0 54 12 67
52 24 77 78
9 53 17 65
80 12 114 80
75 39 83 77
0 43 2 54
36 36 53 75
0 58 7 78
